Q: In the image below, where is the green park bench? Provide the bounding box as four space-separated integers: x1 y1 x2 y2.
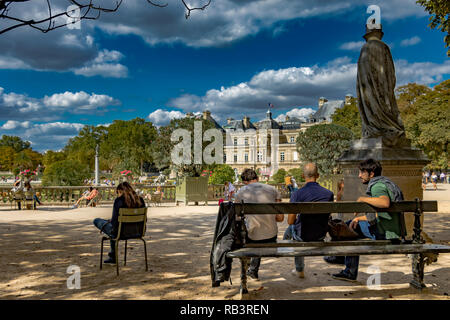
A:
225 200 450 298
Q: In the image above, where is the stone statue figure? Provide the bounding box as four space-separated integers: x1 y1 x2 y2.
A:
357 26 409 147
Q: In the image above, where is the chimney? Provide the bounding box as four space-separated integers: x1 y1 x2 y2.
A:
243 116 250 128
318 97 328 108
203 110 211 120
227 118 234 125
345 94 353 105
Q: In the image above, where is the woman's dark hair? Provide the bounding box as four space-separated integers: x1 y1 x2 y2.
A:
117 182 143 208
89 187 93 191
241 168 258 182
358 159 382 177
24 181 31 189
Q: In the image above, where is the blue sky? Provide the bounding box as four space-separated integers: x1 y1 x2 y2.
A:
0 0 449 151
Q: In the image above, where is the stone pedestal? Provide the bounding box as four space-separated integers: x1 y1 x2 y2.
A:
337 138 429 240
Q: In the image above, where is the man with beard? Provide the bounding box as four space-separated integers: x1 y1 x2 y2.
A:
331 159 406 282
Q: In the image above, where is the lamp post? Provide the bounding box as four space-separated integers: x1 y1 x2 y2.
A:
95 144 99 186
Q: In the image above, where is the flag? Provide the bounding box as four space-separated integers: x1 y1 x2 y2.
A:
268 103 274 109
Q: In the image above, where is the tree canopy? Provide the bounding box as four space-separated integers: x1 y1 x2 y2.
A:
151 116 219 177
331 97 361 139
42 159 90 186
416 0 450 56
296 123 353 176
399 80 450 168
208 164 235 185
0 135 31 153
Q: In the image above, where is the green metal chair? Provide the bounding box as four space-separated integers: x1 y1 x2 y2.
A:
100 207 148 276
24 190 35 210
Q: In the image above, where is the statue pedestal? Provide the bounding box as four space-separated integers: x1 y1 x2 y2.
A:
337 137 429 240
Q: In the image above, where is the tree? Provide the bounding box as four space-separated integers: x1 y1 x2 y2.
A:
272 168 287 184
42 159 90 186
64 125 107 170
0 145 15 171
296 124 353 176
102 118 157 174
0 0 211 35
0 135 31 152
288 167 304 183
152 116 218 177
402 79 450 167
396 83 432 115
208 164 235 185
416 0 450 56
331 97 362 139
42 150 67 167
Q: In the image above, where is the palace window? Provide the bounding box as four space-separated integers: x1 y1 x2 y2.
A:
280 152 285 162
290 136 295 143
257 151 262 162
293 151 298 161
245 138 248 146
234 154 238 163
244 153 248 162
234 138 237 146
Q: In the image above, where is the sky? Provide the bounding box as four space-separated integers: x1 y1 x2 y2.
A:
0 0 449 152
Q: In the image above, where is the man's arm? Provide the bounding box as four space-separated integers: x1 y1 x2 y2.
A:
288 213 297 225
350 195 390 229
357 195 390 208
275 198 284 221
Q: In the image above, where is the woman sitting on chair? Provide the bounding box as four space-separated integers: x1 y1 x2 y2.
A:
24 181 41 209
93 182 145 264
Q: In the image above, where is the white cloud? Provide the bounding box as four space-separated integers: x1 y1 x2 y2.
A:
275 108 316 122
169 57 450 121
340 41 365 51
0 87 121 121
73 49 128 78
0 121 86 151
400 36 421 47
1 120 31 130
148 109 185 126
93 0 426 48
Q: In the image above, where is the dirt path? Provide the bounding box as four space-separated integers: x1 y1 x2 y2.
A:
0 198 449 300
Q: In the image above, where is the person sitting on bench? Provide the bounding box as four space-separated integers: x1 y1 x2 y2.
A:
235 168 284 280
331 158 405 282
93 182 146 264
284 162 334 278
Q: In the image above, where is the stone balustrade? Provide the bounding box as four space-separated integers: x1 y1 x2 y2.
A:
0 180 341 207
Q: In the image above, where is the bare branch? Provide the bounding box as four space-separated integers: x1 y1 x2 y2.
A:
181 0 211 19
0 0 211 35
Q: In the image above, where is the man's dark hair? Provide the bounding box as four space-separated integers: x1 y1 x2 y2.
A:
359 159 382 177
241 168 258 182
89 187 93 191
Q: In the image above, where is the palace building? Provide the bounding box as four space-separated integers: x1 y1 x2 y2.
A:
194 95 351 177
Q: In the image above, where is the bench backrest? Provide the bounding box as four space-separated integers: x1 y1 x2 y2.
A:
117 207 148 240
232 199 437 244
232 200 437 215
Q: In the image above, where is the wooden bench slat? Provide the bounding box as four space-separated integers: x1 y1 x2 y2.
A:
244 240 392 248
227 244 450 258
232 201 438 214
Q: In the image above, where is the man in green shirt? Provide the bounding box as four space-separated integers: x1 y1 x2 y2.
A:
332 158 406 282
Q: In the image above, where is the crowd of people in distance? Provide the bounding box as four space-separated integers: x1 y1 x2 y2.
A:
422 171 448 191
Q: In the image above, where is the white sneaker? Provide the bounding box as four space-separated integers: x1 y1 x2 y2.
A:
72 204 78 209
291 269 305 278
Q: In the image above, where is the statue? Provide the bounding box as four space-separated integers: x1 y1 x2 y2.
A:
356 24 409 147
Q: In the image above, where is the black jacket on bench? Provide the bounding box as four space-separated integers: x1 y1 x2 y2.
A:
210 202 245 286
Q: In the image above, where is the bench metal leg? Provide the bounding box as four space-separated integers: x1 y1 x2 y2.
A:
124 240 127 266
100 238 105 270
239 258 249 299
410 253 426 289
